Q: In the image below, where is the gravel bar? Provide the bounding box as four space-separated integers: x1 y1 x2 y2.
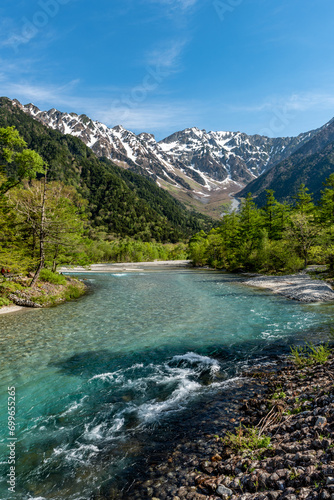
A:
243 274 334 303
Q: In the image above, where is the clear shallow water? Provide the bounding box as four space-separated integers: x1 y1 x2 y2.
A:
0 270 333 499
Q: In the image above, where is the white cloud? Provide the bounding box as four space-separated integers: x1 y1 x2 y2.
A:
230 92 334 114
149 0 197 10
146 39 188 68
96 101 198 133
1 79 80 106
283 92 334 112
0 73 198 137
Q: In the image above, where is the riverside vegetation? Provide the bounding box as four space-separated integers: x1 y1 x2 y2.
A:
189 179 334 275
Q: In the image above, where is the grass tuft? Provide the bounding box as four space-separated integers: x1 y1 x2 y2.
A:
290 342 331 367
223 424 271 453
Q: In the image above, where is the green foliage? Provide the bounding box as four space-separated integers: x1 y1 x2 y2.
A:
0 126 26 162
290 342 331 367
83 238 188 264
64 284 85 301
39 269 67 285
289 468 301 480
5 179 87 278
223 425 271 453
293 184 315 213
0 297 10 306
0 280 24 304
0 126 45 196
0 280 24 293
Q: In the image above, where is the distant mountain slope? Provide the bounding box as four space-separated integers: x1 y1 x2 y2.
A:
158 127 315 182
0 97 213 241
11 98 325 216
238 118 334 205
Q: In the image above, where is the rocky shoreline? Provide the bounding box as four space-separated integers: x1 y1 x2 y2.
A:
243 274 334 303
121 352 334 500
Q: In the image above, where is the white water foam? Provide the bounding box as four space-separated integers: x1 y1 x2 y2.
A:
137 378 202 422
84 417 125 442
60 396 88 417
170 352 221 374
90 371 123 383
84 353 229 440
52 442 100 464
45 353 242 472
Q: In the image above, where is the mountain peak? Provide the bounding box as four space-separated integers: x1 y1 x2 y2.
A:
137 132 155 141
112 125 126 133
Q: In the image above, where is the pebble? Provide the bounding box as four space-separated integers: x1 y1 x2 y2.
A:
315 415 327 427
216 485 233 498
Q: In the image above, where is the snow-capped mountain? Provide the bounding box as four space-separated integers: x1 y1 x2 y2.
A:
12 99 325 214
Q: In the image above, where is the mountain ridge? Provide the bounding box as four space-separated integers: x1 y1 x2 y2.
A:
10 97 328 217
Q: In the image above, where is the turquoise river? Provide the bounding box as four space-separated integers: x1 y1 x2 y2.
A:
0 269 333 499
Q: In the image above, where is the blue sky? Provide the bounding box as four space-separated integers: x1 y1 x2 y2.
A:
1 0 334 140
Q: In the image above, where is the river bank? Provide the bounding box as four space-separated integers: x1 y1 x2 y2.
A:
0 274 87 311
58 260 192 273
0 304 24 314
122 352 334 500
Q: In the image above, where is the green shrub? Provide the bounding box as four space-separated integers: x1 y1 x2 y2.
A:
64 285 83 301
39 269 67 285
0 281 24 293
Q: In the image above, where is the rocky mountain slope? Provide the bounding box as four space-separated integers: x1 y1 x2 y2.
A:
11 98 326 217
239 117 334 205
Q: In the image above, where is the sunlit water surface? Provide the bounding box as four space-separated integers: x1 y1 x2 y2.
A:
0 270 333 499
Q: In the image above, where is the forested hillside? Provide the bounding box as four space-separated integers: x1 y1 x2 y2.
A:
0 97 213 242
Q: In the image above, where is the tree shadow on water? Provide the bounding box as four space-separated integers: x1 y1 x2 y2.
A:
50 333 298 381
